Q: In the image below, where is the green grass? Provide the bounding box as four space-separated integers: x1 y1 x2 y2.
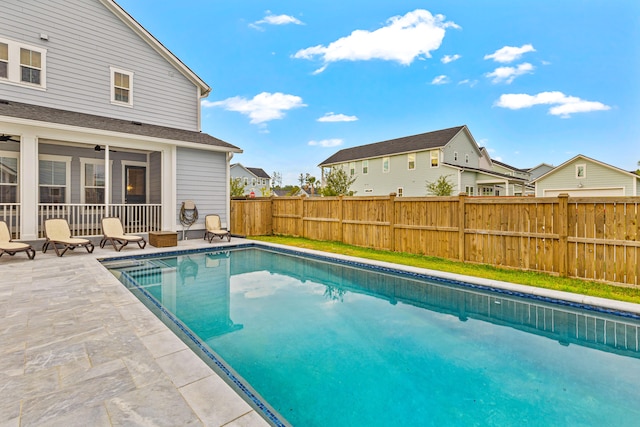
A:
249 235 640 305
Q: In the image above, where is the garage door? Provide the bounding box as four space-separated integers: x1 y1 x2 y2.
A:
543 187 625 197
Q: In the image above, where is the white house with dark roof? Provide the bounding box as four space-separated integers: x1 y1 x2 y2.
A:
230 163 271 196
0 0 242 240
532 155 640 197
318 125 528 197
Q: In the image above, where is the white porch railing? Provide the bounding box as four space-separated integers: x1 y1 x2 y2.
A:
0 204 21 239
38 204 162 237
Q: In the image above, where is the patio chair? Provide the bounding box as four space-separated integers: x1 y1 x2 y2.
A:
42 218 95 257
100 217 147 252
203 214 231 242
0 220 35 259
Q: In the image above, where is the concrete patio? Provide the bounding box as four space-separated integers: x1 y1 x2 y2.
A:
0 237 271 427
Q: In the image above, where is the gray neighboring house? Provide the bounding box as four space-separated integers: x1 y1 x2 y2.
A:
533 154 640 197
0 0 241 240
318 125 528 197
230 163 271 196
527 163 555 182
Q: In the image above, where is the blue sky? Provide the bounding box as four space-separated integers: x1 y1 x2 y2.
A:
118 0 639 185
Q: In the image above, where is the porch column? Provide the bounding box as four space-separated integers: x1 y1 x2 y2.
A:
104 144 110 209
20 132 38 240
161 146 177 231
504 180 509 196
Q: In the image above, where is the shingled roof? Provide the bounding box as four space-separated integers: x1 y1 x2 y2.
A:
318 125 465 166
0 100 241 151
246 167 270 179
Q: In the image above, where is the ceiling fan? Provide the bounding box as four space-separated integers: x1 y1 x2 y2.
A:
0 135 20 143
94 145 118 153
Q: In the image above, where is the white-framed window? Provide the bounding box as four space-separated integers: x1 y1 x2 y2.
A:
362 160 368 175
39 155 71 203
382 157 390 173
465 154 469 164
0 37 47 88
576 164 586 179
80 158 106 204
364 188 373 193
465 185 475 196
110 67 133 106
0 42 7 79
244 177 248 186
454 151 458 162
481 186 494 196
430 150 439 168
252 177 256 186
397 187 403 197
0 151 19 203
408 153 416 170
349 162 356 176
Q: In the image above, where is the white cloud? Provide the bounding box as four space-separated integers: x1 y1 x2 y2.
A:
431 75 450 85
293 9 459 73
495 91 611 118
250 11 304 30
317 112 358 122
202 92 306 124
484 44 535 63
485 62 534 84
441 54 461 64
308 139 344 147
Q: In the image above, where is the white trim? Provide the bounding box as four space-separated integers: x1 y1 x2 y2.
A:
543 187 625 197
397 187 403 197
362 159 368 175
575 163 586 179
121 160 149 204
382 156 390 173
0 150 19 203
38 154 72 204
407 153 416 170
79 157 112 204
110 66 134 107
430 150 440 168
0 36 47 89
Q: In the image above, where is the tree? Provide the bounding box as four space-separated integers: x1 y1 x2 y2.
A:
320 167 356 196
298 173 305 187
271 171 282 189
230 178 245 197
305 175 318 195
426 175 455 196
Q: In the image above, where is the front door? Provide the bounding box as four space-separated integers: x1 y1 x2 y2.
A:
125 166 146 204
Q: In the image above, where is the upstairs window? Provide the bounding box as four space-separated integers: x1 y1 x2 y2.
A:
20 48 41 85
111 67 133 106
465 154 469 164
0 43 7 79
349 162 356 176
408 153 416 170
576 164 586 179
382 157 390 173
454 151 458 162
362 160 368 175
430 151 439 168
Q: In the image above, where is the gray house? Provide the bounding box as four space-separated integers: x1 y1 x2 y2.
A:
533 154 640 197
0 0 241 240
230 163 271 196
318 125 527 197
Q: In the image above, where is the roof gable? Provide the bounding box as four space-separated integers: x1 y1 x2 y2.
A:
532 154 640 183
318 125 466 166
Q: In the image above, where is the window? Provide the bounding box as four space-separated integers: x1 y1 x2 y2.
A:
81 159 106 204
362 160 368 175
244 177 248 186
397 187 403 197
408 153 416 170
382 157 390 173
252 177 256 186
481 186 494 196
0 153 18 203
576 164 586 179
349 162 356 176
20 48 41 85
454 151 458 162
0 42 7 79
111 67 133 106
0 37 46 88
465 185 475 196
430 151 439 168
39 155 70 203
465 154 469 164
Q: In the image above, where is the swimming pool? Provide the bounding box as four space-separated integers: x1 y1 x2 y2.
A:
102 244 640 426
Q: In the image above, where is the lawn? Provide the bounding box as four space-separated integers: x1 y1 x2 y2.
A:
249 235 640 305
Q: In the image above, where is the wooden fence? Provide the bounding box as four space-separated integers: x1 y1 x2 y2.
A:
230 194 640 287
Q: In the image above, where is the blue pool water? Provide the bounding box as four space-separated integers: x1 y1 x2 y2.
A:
103 246 640 426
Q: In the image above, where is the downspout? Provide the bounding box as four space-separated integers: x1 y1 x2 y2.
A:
226 152 233 230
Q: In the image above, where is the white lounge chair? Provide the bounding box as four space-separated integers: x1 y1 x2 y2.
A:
203 214 231 242
0 220 35 259
42 218 95 257
100 217 147 251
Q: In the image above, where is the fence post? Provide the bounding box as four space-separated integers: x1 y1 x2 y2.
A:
268 196 274 235
458 192 467 262
557 193 569 277
299 195 306 238
338 195 344 243
388 193 396 252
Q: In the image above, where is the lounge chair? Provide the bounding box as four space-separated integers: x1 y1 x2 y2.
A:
0 220 35 259
203 214 231 242
100 217 147 251
42 218 95 257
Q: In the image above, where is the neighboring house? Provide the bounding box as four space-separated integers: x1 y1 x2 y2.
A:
230 163 271 196
318 125 528 197
0 0 241 240
533 154 640 197
527 163 555 182
273 188 309 197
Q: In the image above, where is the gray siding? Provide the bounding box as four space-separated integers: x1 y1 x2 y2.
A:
176 147 228 228
149 151 162 204
1 0 199 130
442 131 480 168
